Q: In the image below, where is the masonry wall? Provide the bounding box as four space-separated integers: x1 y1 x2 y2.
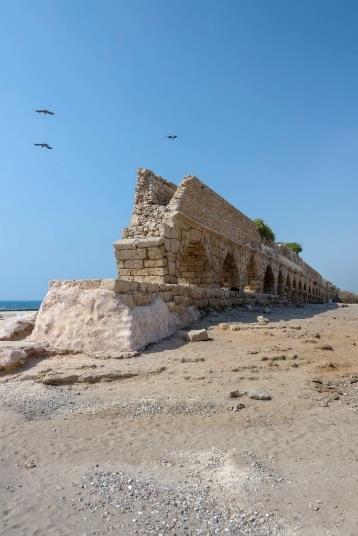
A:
114 169 338 305
168 176 261 246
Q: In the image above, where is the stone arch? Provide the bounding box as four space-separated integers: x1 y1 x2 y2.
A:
177 241 215 286
292 277 297 289
298 280 302 292
245 254 259 292
263 265 275 294
286 274 292 291
220 252 240 289
303 282 307 292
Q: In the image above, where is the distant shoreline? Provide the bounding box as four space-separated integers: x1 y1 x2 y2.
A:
0 309 39 312
0 300 41 312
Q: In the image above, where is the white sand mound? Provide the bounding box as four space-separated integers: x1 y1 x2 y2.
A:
0 313 37 341
31 286 199 356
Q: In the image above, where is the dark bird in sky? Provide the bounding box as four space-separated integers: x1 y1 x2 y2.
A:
34 143 53 149
166 135 177 139
35 109 55 115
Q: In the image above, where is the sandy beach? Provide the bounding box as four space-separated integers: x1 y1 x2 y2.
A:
1 303 357 535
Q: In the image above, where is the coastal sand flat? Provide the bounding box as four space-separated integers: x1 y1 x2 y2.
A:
0 304 358 535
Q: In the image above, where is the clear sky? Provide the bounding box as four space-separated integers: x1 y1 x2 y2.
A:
1 0 357 299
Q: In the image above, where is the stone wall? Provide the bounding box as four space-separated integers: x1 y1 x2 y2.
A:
115 168 338 304
31 168 338 356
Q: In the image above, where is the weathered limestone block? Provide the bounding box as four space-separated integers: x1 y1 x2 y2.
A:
0 312 37 341
187 329 208 342
0 348 27 369
170 239 180 253
124 260 144 269
0 343 48 371
113 279 130 292
120 294 135 308
113 238 138 250
168 261 176 276
134 237 165 248
116 248 147 261
144 259 168 268
31 283 200 356
147 267 168 276
147 246 166 260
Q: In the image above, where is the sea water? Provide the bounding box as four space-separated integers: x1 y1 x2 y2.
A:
0 300 41 311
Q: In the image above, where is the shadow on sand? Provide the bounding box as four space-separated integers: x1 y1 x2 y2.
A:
143 303 339 355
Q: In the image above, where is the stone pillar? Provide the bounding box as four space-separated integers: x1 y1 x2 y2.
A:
114 237 170 283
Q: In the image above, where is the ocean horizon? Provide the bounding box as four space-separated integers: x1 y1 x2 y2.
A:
0 300 41 311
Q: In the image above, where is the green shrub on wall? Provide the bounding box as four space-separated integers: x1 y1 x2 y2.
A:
284 242 303 254
254 219 275 243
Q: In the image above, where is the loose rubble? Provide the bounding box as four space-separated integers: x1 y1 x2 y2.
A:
257 316 270 325
187 329 209 342
82 470 284 535
249 389 272 401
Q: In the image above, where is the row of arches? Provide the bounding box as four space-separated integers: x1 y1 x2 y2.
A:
176 240 328 301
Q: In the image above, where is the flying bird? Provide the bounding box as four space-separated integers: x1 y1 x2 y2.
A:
35 109 55 115
34 143 53 149
165 135 177 139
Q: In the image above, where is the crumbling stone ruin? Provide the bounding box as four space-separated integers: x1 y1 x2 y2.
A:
115 168 337 303
32 169 338 356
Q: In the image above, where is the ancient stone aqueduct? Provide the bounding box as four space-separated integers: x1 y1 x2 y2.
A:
114 168 337 307
32 168 338 355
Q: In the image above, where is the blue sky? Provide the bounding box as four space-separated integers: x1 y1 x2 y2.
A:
1 0 357 299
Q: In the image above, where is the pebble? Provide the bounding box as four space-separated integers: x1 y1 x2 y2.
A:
82 470 282 535
232 403 246 411
24 460 37 469
187 329 209 342
249 389 272 401
229 390 245 399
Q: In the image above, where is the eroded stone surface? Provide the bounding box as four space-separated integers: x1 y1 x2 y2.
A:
0 343 48 371
187 329 209 342
0 348 27 369
0 313 37 341
31 285 199 355
116 168 338 303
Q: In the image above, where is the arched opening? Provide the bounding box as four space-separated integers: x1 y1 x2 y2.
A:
277 270 284 295
263 265 275 294
298 280 302 292
286 274 292 291
220 252 240 289
292 278 297 289
245 255 259 292
178 241 214 286
303 282 307 292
